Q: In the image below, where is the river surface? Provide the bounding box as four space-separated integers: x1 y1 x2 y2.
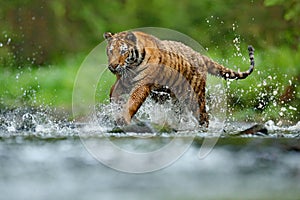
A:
1 120 300 200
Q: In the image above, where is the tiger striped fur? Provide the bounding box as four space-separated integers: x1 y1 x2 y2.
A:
103 31 255 127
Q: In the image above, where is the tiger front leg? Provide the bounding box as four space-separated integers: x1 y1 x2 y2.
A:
118 84 152 125
110 79 131 125
109 82 117 101
110 77 129 102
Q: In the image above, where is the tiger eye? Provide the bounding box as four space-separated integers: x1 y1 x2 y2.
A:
119 44 128 55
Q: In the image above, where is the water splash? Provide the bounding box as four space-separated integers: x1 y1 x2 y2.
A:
265 120 300 134
93 98 200 133
220 20 300 125
0 104 299 139
0 107 77 137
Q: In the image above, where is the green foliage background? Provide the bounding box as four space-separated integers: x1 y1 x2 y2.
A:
0 0 299 123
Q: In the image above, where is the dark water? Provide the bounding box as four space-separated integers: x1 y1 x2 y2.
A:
1 122 300 200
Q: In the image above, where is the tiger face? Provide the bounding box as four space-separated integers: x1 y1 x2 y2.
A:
104 31 142 76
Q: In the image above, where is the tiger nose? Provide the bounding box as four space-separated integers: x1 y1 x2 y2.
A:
108 64 117 73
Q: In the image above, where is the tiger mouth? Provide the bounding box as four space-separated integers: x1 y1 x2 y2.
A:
108 64 125 75
108 65 117 73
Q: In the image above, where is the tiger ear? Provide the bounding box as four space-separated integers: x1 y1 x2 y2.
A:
125 32 136 43
103 32 114 40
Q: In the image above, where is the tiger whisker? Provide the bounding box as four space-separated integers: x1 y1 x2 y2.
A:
125 66 137 75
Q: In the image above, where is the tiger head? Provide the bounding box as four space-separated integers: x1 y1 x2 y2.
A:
103 31 144 76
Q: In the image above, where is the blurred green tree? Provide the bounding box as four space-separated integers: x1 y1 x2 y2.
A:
0 0 298 65
264 0 300 49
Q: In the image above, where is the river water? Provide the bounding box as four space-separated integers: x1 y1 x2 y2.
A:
1 118 300 200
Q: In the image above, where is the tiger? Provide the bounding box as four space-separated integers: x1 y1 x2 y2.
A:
103 31 255 127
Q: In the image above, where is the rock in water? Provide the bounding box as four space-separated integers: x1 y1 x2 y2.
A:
238 124 268 136
109 121 175 134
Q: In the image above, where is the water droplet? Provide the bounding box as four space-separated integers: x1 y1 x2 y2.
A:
281 107 287 112
0 42 3 47
263 80 267 86
279 112 284 116
7 126 16 132
7 38 11 45
289 106 297 111
276 121 283 126
232 24 236 31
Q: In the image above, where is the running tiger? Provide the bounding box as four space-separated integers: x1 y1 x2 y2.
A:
103 31 255 127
